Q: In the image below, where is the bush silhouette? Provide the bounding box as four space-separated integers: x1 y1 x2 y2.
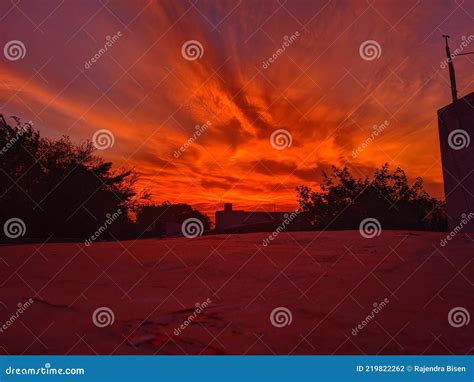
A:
136 202 212 236
296 164 447 231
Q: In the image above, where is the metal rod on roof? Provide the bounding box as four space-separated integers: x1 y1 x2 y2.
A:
443 35 458 102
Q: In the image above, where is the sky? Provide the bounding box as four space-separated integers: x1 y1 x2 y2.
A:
1 0 473 215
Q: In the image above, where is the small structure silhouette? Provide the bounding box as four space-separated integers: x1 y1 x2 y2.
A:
215 203 291 231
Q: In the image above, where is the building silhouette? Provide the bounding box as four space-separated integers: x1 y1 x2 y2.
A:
437 92 474 232
215 203 292 231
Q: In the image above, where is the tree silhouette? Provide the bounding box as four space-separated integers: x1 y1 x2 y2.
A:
0 115 143 238
296 164 447 231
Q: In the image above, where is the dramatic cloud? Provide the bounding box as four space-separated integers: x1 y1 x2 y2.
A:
1 0 473 214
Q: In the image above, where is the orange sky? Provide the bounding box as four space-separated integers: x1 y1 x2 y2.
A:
1 0 473 215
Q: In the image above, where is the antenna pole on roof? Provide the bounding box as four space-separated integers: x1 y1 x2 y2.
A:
443 35 458 102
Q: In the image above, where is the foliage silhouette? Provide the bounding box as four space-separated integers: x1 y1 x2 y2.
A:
0 116 143 238
136 202 212 236
296 164 447 231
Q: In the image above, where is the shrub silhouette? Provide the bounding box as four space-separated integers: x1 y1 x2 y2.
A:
136 202 212 236
296 164 447 231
